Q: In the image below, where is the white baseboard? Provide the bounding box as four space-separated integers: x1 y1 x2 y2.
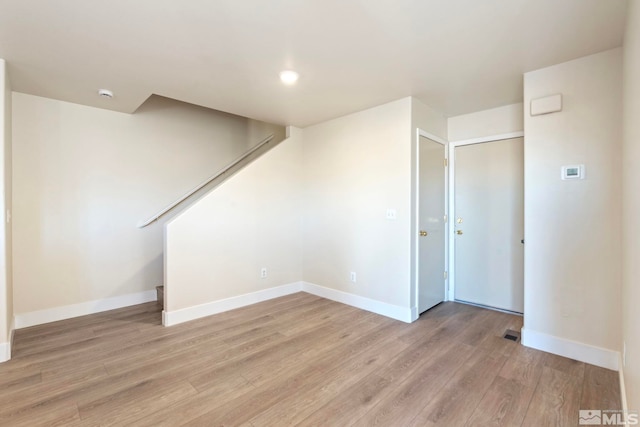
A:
14 290 157 329
162 282 303 326
0 341 9 363
162 281 415 327
301 282 413 323
521 327 619 371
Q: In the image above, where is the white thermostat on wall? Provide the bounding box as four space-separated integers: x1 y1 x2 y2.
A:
561 164 585 180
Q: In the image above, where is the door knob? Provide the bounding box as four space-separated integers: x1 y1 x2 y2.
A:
456 230 463 235
419 230 428 237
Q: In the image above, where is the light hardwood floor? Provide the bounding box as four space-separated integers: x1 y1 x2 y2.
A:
0 293 620 426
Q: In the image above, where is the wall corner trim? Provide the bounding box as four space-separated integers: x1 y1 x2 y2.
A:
521 327 619 371
301 282 413 323
410 306 419 322
1 319 19 362
619 354 629 414
14 290 158 329
162 282 304 326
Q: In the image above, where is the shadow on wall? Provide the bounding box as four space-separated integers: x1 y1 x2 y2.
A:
11 91 285 319
134 95 287 153
135 95 288 228
119 252 164 297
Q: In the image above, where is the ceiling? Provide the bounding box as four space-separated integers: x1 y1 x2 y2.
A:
0 0 628 127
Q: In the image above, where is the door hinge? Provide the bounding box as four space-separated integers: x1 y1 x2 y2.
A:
444 158 448 167
444 271 448 280
443 214 448 223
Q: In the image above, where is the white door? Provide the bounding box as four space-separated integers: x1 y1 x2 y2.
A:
454 137 524 313
417 135 446 313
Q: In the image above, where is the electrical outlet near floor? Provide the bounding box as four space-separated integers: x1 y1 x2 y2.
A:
261 267 267 279
350 272 357 283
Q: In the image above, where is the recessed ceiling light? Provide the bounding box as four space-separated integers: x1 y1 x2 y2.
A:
98 89 114 98
279 70 299 85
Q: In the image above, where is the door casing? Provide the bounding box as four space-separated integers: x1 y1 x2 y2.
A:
413 128 448 316
447 131 525 306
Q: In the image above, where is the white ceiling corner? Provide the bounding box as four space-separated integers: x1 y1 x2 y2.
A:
0 0 628 126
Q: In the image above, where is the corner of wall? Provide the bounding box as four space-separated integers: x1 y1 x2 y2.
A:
0 57 13 360
523 48 623 364
286 125 303 139
0 317 15 363
165 129 305 314
300 99 415 313
411 97 448 141
447 103 524 142
302 282 414 323
4 58 13 354
623 0 640 413
522 327 620 371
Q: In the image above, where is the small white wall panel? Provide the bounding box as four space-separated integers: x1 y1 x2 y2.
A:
530 94 563 116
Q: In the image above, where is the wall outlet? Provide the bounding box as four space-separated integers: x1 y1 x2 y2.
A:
386 208 397 220
350 272 357 283
260 267 267 279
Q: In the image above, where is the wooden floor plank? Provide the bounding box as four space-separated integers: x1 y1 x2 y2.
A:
465 376 536 426
249 337 410 426
0 294 621 426
580 364 621 411
499 344 547 388
77 379 198 425
298 373 393 426
351 341 474 426
126 375 254 427
408 345 508 426
521 366 583 427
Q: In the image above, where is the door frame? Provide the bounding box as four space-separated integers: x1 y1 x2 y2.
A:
414 128 449 317
447 131 524 302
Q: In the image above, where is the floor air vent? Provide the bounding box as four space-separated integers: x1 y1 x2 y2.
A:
503 329 521 342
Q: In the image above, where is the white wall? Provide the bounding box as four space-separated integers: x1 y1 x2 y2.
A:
623 1 640 413
301 98 412 310
523 48 622 367
0 59 12 361
11 93 283 321
448 103 524 142
164 97 448 324
301 97 446 317
164 129 303 322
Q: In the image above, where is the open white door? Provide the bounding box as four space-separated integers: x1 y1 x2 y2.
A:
417 135 446 313
454 137 524 313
